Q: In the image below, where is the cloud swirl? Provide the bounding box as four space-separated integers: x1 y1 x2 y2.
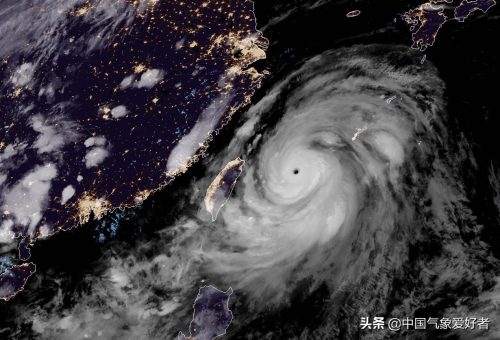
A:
200 45 445 303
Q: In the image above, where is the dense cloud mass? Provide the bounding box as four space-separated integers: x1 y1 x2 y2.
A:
5 44 499 339
199 44 457 310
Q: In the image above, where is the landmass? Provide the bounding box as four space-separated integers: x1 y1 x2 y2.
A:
346 10 361 18
403 3 448 51
403 0 496 50
178 286 233 340
455 0 496 21
204 158 245 222
0 0 266 300
0 263 36 301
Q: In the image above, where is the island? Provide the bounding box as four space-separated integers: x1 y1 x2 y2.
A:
204 158 245 222
178 286 234 340
403 3 448 51
0 263 36 301
455 0 496 21
346 10 361 18
403 0 496 50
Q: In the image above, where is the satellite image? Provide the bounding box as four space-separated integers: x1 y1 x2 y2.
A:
0 0 499 339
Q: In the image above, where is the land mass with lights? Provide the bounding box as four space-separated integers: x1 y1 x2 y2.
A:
0 0 267 300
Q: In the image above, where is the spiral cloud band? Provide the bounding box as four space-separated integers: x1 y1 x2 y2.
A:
201 44 445 303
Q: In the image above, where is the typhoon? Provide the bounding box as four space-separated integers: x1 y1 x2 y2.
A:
201 44 446 302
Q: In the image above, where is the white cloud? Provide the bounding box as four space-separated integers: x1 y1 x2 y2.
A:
11 63 35 87
38 84 55 100
0 219 15 244
175 38 185 50
85 148 109 168
31 115 66 154
167 94 233 173
135 69 163 88
119 75 134 89
83 136 109 168
0 144 18 162
111 105 128 119
0 143 28 186
2 163 57 236
119 69 164 89
61 185 75 205
84 136 107 148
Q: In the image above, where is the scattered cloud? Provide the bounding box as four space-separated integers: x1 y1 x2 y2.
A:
118 69 164 89
30 114 79 156
120 75 135 89
136 69 163 88
175 38 186 50
11 63 35 87
85 148 109 168
0 219 15 244
84 136 109 168
111 105 128 119
84 136 107 148
61 185 76 205
38 84 56 100
167 94 233 173
31 116 66 154
0 144 19 162
1 163 57 236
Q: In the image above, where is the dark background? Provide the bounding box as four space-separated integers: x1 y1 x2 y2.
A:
1 1 499 339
